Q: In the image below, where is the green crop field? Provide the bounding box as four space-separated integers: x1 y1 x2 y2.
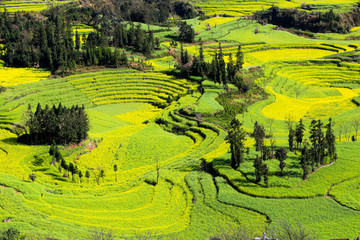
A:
0 0 73 12
1 0 360 239
192 0 359 16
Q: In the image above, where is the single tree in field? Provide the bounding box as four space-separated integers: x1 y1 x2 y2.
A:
227 53 235 84
352 118 360 141
49 140 56 156
156 161 160 185
91 168 104 185
74 166 79 182
227 119 247 169
179 21 195 43
69 163 75 182
235 45 244 71
79 170 83 183
295 118 305 149
100 169 105 183
253 121 265 155
300 144 310 180
288 126 295 152
309 119 324 167
337 122 343 142
254 155 262 183
218 43 227 87
61 160 69 178
75 29 80 51
262 163 269 188
29 173 36 182
325 118 336 162
1 227 25 240
113 164 118 182
85 170 90 183
275 147 287 176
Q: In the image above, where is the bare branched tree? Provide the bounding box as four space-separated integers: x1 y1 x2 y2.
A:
352 118 360 141
209 225 254 240
88 227 114 240
268 220 317 240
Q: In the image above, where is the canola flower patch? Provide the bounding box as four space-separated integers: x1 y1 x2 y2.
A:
0 67 50 86
0 0 72 12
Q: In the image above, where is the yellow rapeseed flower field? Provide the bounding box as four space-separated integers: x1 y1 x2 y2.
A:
0 67 50 86
245 48 337 66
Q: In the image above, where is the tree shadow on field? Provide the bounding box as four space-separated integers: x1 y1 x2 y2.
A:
174 163 202 172
35 167 49 172
1 137 19 145
44 172 67 182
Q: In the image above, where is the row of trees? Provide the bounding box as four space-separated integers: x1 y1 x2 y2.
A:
227 117 337 187
14 103 89 145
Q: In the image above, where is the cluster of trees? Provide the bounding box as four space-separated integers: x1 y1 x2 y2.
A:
208 44 244 89
60 0 198 25
252 121 270 186
227 117 337 186
254 5 360 33
49 142 91 183
299 118 336 179
178 43 247 91
96 21 158 56
1 10 76 73
179 21 195 43
15 103 89 145
0 9 160 73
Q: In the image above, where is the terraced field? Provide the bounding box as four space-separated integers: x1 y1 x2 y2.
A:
0 0 72 12
0 69 257 238
193 0 359 16
1 1 360 239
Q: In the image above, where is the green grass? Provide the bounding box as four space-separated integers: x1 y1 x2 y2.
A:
192 0 358 17
2 3 360 238
216 176 360 239
0 0 73 12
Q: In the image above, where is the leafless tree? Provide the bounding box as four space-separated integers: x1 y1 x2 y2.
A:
209 225 254 240
90 167 104 185
268 220 317 240
285 114 295 131
337 122 343 142
88 227 114 240
352 118 360 141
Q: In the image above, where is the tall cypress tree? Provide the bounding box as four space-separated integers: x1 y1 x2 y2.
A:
325 118 336 162
75 29 80 51
218 43 226 87
227 119 246 169
300 144 310 179
253 121 265 154
288 126 295 152
227 53 235 84
254 155 263 183
235 45 244 71
295 118 305 149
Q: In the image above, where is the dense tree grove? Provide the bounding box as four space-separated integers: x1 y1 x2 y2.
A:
60 0 198 25
254 5 360 33
17 103 89 145
179 21 195 43
178 43 246 92
0 9 161 74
